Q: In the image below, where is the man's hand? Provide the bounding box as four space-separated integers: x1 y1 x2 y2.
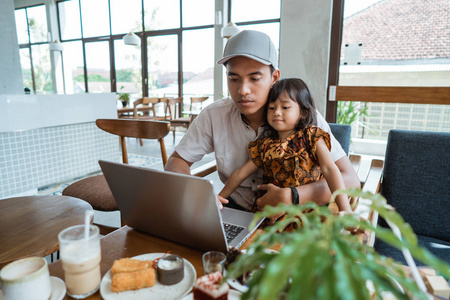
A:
256 184 291 224
217 195 229 209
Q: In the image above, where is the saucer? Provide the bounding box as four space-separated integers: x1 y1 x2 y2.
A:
180 289 242 300
0 276 66 300
50 276 67 300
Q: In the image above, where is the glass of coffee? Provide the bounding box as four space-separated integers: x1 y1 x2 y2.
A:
58 225 101 299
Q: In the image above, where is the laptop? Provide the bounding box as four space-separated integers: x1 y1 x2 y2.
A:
99 160 264 253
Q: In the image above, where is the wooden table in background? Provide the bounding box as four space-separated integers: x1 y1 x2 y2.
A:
0 195 93 269
48 226 204 300
117 106 153 118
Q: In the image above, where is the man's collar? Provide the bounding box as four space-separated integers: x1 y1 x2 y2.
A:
240 114 267 129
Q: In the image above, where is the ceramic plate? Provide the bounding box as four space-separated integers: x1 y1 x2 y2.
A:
180 289 242 300
227 277 248 293
226 248 278 293
100 253 196 300
0 276 66 300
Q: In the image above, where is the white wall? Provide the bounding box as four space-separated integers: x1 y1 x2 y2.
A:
279 0 333 116
0 93 117 132
0 0 24 95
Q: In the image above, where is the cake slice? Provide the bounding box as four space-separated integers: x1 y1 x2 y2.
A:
193 271 229 300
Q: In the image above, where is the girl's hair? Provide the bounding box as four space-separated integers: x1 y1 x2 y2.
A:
264 78 317 137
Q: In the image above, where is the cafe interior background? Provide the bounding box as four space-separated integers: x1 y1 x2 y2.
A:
0 0 448 222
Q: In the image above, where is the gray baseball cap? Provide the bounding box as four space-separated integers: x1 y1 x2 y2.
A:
217 30 278 69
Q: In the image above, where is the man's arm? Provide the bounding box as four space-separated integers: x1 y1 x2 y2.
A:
164 151 194 175
256 155 360 209
299 155 360 205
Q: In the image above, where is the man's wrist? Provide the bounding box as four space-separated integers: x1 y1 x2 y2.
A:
290 186 299 205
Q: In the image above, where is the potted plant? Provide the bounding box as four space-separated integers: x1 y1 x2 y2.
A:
337 101 377 137
117 86 130 107
226 188 449 300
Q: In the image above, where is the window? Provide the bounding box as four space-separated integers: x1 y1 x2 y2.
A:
182 29 214 97
231 0 280 23
19 49 33 90
331 0 450 143
80 0 110 38
143 0 180 30
62 41 85 93
31 44 52 93
114 40 142 100
15 5 52 94
147 35 178 97
182 0 214 27
51 0 281 99
26 5 48 43
110 0 142 35
58 0 81 40
84 41 111 93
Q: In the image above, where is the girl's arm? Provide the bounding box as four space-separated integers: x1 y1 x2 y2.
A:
316 138 352 212
219 159 259 199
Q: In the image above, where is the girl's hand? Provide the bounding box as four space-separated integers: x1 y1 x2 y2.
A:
338 211 368 235
217 195 229 209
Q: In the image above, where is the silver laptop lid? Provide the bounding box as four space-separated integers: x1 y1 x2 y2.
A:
99 160 229 252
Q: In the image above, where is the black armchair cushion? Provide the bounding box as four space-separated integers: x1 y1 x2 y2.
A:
374 234 450 266
329 123 351 156
376 130 450 264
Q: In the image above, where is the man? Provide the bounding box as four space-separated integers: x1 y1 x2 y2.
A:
165 30 360 220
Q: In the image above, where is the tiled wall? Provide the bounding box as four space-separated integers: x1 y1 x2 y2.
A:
0 122 119 198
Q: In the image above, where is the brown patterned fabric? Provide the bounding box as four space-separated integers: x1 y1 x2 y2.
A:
249 126 331 190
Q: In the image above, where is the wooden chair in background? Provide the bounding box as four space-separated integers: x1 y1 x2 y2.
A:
62 119 170 235
166 97 190 143
189 96 209 113
168 96 209 143
133 97 167 121
133 97 169 145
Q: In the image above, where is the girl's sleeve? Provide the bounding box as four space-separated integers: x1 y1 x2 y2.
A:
248 139 264 168
306 126 331 162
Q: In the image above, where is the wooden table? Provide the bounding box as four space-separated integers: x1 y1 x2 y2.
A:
117 106 153 118
0 195 93 269
48 226 204 300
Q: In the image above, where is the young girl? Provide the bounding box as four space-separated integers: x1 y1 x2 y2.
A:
219 78 352 214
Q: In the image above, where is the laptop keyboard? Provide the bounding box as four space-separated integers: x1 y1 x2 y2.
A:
223 223 245 243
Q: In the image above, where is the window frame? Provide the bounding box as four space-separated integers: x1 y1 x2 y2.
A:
326 0 450 124
15 4 51 94
39 0 281 98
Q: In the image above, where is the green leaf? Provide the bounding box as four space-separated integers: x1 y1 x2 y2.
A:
226 191 450 300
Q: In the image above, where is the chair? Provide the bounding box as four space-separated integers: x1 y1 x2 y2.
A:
329 123 352 156
166 97 189 143
133 97 169 146
169 96 209 143
62 119 171 235
189 96 209 113
133 97 167 121
358 158 384 246
374 130 450 264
